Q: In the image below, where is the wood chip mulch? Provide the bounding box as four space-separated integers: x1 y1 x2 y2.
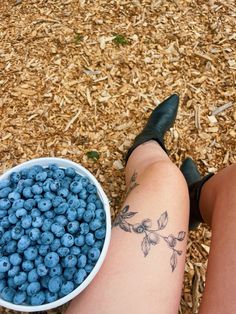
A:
0 0 235 313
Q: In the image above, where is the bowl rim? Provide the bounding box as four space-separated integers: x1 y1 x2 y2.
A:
0 157 111 312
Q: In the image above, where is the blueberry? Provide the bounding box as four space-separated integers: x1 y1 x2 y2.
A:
8 265 20 277
67 196 79 209
86 183 97 194
28 269 39 283
41 231 54 245
3 230 12 242
32 165 44 173
45 290 58 303
63 267 76 281
61 281 74 296
70 246 81 256
78 199 86 208
38 245 50 257
74 269 87 285
0 199 11 210
44 210 55 219
95 209 105 220
10 172 21 183
49 263 62 277
8 191 21 202
87 202 96 211
78 188 87 200
79 223 90 235
34 255 43 267
61 233 74 247
1 286 16 302
67 221 80 234
67 208 78 221
11 226 24 240
0 257 11 273
29 228 40 241
0 279 6 293
34 194 43 203
38 199 52 212
22 187 33 199
50 238 61 252
24 246 38 260
88 247 100 261
44 192 56 200
37 264 48 277
53 169 65 180
52 196 64 207
23 178 34 187
51 223 65 237
6 240 18 254
57 247 70 257
44 252 59 268
18 282 29 291
31 208 41 218
57 188 69 198
12 199 25 210
42 178 54 192
95 199 103 209
24 199 36 210
13 291 27 305
8 214 17 226
32 184 43 195
27 281 41 296
0 187 12 198
40 275 50 289
65 167 76 178
50 180 61 192
8 277 17 289
95 227 106 240
83 209 95 223
32 216 44 228
0 226 5 237
35 171 48 182
75 235 85 247
84 264 94 274
0 179 10 189
9 253 22 266
22 260 34 272
55 203 69 215
21 215 32 229
80 176 89 187
70 181 82 194
16 208 27 218
85 233 95 246
76 207 85 221
0 209 7 219
81 244 90 255
55 215 68 226
87 194 97 203
77 254 87 268
89 219 102 231
63 255 77 268
14 272 27 286
48 276 63 293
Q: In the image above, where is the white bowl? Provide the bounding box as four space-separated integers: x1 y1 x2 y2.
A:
0 157 111 312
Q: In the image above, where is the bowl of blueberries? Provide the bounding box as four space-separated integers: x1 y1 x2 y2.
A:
0 157 111 312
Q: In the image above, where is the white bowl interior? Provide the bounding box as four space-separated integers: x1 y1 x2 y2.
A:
0 157 111 312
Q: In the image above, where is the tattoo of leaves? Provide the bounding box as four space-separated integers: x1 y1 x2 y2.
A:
126 171 139 197
113 205 186 272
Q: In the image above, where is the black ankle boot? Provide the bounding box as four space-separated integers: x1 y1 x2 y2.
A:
125 94 179 163
180 157 214 230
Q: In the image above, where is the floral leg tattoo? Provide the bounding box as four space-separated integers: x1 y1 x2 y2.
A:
113 205 186 272
126 171 139 198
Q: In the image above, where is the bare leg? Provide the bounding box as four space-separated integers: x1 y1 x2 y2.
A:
66 141 189 314
199 164 236 314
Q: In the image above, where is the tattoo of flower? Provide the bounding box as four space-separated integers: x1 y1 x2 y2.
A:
113 205 186 272
125 171 139 197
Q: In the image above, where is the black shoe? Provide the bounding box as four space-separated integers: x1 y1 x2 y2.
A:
180 157 214 230
125 94 179 163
